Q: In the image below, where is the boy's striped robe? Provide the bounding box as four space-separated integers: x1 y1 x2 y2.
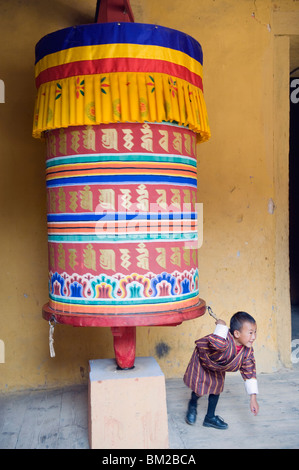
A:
183 324 258 396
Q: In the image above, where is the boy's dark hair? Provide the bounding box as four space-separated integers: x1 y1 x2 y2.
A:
229 311 256 335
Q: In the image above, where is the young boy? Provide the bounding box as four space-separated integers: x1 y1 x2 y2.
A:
183 311 259 429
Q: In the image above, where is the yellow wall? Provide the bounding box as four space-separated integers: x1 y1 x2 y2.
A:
0 0 297 391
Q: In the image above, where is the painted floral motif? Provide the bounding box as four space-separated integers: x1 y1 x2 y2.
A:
86 102 96 122
91 275 118 299
168 77 178 98
76 78 85 98
55 83 62 100
139 97 148 118
113 98 121 118
146 75 155 93
151 272 176 297
100 76 110 94
51 272 65 296
118 274 152 299
49 268 199 303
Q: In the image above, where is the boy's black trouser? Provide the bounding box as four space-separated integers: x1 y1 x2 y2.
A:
190 391 219 417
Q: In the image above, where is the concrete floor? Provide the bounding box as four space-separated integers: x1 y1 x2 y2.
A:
0 307 298 450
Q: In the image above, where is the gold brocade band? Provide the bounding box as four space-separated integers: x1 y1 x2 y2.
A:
33 71 210 142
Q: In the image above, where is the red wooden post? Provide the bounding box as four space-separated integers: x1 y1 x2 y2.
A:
95 0 134 23
111 326 136 369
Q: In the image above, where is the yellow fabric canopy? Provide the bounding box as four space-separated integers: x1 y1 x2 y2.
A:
33 23 210 142
33 71 210 141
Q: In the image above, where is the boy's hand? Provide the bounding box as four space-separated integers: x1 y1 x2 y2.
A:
250 394 259 416
216 319 226 326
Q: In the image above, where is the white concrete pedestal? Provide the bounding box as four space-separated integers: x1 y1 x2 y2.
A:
88 356 169 449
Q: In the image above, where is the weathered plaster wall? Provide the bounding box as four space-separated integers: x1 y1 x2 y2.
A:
0 0 296 391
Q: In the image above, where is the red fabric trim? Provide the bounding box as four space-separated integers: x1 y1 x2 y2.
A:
35 57 203 90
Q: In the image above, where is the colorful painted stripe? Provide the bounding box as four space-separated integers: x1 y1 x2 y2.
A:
48 295 199 314
48 225 197 237
46 175 197 188
49 290 199 306
47 214 197 235
46 153 197 169
47 232 198 243
46 163 197 181
47 212 197 222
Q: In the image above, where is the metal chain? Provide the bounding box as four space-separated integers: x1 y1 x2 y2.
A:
49 318 56 358
207 305 218 321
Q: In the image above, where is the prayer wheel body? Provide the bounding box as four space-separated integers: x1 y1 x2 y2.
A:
33 22 210 368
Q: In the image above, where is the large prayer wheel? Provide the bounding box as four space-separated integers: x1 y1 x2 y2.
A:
33 20 210 368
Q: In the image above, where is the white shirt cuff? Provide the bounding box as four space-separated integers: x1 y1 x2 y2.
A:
213 324 229 339
245 378 259 395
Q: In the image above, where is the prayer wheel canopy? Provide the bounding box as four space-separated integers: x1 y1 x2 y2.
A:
33 22 210 141
33 21 210 368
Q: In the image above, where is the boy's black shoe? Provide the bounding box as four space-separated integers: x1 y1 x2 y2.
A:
185 402 197 425
203 415 228 430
